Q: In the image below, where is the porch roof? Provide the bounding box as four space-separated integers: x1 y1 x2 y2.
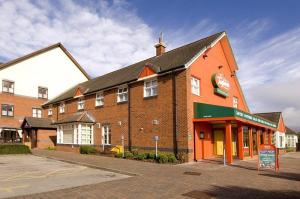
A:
193 103 277 130
53 111 95 125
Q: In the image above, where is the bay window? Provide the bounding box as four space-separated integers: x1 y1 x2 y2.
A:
57 123 93 145
144 79 157 97
117 87 128 102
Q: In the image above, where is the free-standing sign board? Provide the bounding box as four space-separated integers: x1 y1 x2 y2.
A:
258 144 279 171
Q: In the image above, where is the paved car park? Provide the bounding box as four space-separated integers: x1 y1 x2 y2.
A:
2 151 300 199
0 155 129 198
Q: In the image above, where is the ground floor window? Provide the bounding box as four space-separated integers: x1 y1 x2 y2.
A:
102 125 111 145
57 123 93 145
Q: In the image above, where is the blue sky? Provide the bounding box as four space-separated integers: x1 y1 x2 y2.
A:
0 0 300 130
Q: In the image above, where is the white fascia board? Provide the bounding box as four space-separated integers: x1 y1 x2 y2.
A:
137 74 158 81
184 32 227 69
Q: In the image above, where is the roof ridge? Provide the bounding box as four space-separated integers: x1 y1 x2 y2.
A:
90 31 225 81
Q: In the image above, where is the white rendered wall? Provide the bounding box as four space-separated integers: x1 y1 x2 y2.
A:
273 131 286 148
0 47 88 99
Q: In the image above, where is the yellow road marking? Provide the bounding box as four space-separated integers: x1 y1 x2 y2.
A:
0 185 29 193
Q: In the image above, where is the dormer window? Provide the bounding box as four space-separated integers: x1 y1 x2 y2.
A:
144 79 157 97
38 87 48 99
59 103 65 114
78 98 85 110
2 80 14 94
117 87 128 103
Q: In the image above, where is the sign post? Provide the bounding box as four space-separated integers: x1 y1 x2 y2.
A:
154 136 159 158
121 135 125 158
258 144 279 172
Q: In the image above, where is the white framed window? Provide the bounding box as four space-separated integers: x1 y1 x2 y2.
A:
191 77 200 96
59 103 65 113
78 98 85 110
233 97 238 108
38 87 48 99
48 108 53 116
102 125 111 145
144 79 158 97
81 124 93 144
32 108 42 118
62 124 74 144
117 86 128 103
2 80 14 93
95 92 104 106
1 104 14 116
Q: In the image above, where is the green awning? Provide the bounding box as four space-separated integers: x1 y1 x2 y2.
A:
194 102 277 128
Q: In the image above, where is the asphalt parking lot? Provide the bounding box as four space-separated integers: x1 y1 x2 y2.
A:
0 155 130 198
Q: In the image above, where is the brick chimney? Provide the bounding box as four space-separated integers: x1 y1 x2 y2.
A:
154 32 166 56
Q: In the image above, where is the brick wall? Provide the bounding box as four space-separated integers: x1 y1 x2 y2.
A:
37 129 56 149
0 92 46 128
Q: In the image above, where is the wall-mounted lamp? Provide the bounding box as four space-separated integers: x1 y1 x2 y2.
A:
203 54 208 59
218 65 223 69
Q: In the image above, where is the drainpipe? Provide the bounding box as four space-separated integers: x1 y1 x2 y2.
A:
172 72 178 156
128 84 132 151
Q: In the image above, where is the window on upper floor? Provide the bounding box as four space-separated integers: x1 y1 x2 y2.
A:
144 79 157 98
1 104 14 117
59 103 65 114
95 92 104 107
191 77 200 96
117 87 128 103
2 80 14 94
78 98 85 110
233 97 238 108
48 108 53 116
38 87 48 99
32 108 42 118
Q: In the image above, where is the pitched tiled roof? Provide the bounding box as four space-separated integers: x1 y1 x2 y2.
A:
286 127 297 135
22 117 56 129
253 112 281 124
44 32 225 106
0 43 90 79
53 112 95 125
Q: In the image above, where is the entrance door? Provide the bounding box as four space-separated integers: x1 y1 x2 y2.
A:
214 130 224 155
232 129 237 156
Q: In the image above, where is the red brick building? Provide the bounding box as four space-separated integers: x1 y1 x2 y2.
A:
42 32 278 163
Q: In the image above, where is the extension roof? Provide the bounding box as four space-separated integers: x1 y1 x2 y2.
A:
0 43 90 79
285 127 297 135
53 112 95 125
254 112 281 124
22 117 56 129
44 31 225 106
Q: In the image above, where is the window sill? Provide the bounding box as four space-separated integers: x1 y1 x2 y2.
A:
1 115 14 118
117 101 128 105
77 109 84 112
1 91 14 95
143 95 158 100
95 105 104 108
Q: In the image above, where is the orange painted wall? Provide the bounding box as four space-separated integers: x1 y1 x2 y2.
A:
189 36 249 160
188 37 248 112
277 114 286 132
194 122 214 160
139 66 156 78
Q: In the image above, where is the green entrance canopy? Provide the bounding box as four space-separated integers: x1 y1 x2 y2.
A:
194 102 277 128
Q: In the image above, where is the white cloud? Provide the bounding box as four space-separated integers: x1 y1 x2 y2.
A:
0 0 155 76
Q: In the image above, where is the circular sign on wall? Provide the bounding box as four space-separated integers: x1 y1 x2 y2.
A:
211 73 230 97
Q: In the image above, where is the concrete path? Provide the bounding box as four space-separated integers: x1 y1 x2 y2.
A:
9 150 300 199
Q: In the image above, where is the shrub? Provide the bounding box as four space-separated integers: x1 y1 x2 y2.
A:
131 148 139 156
125 151 134 159
0 144 31 155
80 146 96 154
166 153 177 163
148 151 157 159
115 153 123 158
158 153 168 163
47 146 56 150
136 153 147 160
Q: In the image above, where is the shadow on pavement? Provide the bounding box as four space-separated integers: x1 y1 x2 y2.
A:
259 172 300 182
182 186 300 199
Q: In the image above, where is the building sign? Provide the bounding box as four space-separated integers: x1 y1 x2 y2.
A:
258 144 279 171
211 73 230 97
194 102 277 129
